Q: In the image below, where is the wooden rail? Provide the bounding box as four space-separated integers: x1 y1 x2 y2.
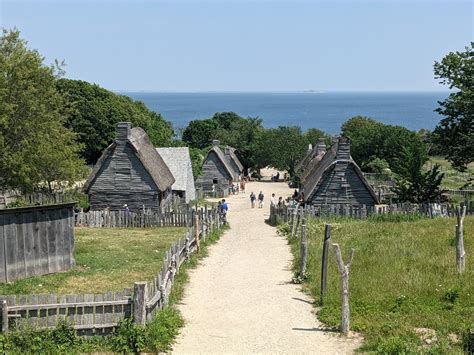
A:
0 205 224 334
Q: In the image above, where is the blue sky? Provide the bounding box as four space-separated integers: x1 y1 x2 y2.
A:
1 0 472 92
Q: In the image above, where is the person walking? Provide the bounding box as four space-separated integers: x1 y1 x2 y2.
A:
270 193 276 208
250 192 256 208
258 191 264 208
220 199 228 224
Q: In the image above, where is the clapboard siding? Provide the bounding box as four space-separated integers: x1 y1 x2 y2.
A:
200 151 232 192
0 204 75 283
308 163 377 206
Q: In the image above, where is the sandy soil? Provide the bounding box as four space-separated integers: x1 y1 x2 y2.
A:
173 181 362 354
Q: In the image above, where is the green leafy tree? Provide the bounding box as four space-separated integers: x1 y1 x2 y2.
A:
57 79 174 164
0 29 85 192
305 128 331 146
182 118 219 150
432 42 474 171
341 116 425 175
391 144 445 203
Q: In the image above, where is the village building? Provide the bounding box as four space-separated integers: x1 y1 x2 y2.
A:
84 122 175 211
197 140 241 196
296 138 327 179
224 146 245 178
156 147 196 203
301 136 379 207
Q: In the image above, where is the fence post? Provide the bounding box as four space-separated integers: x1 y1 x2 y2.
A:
194 213 200 253
300 224 308 276
133 282 148 326
456 205 466 274
320 224 331 305
291 207 298 237
1 300 8 333
332 243 355 335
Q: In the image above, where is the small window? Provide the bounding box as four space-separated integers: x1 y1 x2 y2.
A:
213 178 218 184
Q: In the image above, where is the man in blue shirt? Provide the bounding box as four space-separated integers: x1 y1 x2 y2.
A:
220 199 229 224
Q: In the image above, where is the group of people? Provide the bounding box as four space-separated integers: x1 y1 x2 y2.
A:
249 191 265 208
249 189 304 210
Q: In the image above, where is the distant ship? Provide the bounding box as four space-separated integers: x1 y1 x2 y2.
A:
302 90 326 94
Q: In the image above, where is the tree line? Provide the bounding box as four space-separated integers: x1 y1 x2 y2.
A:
0 29 471 203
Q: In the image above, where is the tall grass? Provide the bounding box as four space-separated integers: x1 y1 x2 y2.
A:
283 216 473 353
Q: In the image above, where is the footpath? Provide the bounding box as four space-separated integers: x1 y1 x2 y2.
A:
173 180 362 354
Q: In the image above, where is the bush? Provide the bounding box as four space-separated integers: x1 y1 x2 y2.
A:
112 318 146 353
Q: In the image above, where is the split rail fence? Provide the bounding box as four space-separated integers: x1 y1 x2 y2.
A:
0 206 223 334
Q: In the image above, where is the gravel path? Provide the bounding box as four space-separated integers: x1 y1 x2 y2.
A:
173 181 362 354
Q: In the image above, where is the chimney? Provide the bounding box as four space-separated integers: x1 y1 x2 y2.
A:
316 138 326 155
225 146 231 157
336 136 351 160
212 139 220 147
117 122 131 141
307 144 313 151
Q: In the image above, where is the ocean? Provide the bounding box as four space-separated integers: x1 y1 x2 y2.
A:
124 92 448 134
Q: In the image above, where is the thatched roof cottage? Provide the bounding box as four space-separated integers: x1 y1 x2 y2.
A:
197 140 241 196
156 147 196 203
224 146 244 178
84 122 175 211
301 136 379 207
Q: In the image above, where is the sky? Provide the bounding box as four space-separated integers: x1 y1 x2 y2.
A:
0 0 472 92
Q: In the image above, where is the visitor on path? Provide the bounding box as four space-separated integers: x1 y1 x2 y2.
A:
240 180 246 193
270 193 276 207
278 196 284 207
250 192 256 208
258 191 264 208
220 199 228 224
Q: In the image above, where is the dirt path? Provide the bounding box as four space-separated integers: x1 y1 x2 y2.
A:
173 181 362 354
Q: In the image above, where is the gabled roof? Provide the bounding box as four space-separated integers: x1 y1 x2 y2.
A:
84 127 175 192
296 139 327 175
300 149 327 184
295 144 313 174
303 137 379 203
206 146 235 179
226 146 244 172
156 147 194 192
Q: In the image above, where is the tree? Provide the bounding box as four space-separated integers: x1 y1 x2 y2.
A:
341 116 425 175
432 42 474 171
182 118 219 150
255 126 308 176
57 79 174 164
391 143 444 203
0 29 85 192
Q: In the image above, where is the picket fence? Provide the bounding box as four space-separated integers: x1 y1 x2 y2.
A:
270 201 474 224
0 206 223 334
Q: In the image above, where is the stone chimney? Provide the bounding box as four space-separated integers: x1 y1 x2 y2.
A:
336 136 351 160
117 122 131 141
212 139 220 147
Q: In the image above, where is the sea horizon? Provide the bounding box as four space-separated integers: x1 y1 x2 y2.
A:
122 91 449 134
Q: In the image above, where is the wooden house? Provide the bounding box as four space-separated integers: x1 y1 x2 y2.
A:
84 122 175 211
156 147 196 203
301 136 379 207
197 140 237 196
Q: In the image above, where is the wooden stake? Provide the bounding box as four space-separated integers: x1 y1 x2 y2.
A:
456 205 466 274
320 224 331 305
194 213 200 253
133 282 147 326
332 243 355 335
300 224 308 276
1 300 8 333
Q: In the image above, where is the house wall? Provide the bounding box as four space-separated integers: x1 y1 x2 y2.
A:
307 162 376 207
199 151 232 193
89 142 162 211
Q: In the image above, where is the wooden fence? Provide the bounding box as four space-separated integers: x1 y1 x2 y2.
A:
270 201 474 223
0 206 223 334
0 203 76 283
75 205 196 228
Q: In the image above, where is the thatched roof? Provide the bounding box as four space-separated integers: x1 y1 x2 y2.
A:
226 146 244 172
296 139 327 175
156 147 194 193
207 145 235 179
84 126 175 192
302 136 379 203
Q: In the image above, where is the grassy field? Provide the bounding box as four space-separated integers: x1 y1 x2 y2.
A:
0 227 186 295
427 156 473 190
282 216 473 353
